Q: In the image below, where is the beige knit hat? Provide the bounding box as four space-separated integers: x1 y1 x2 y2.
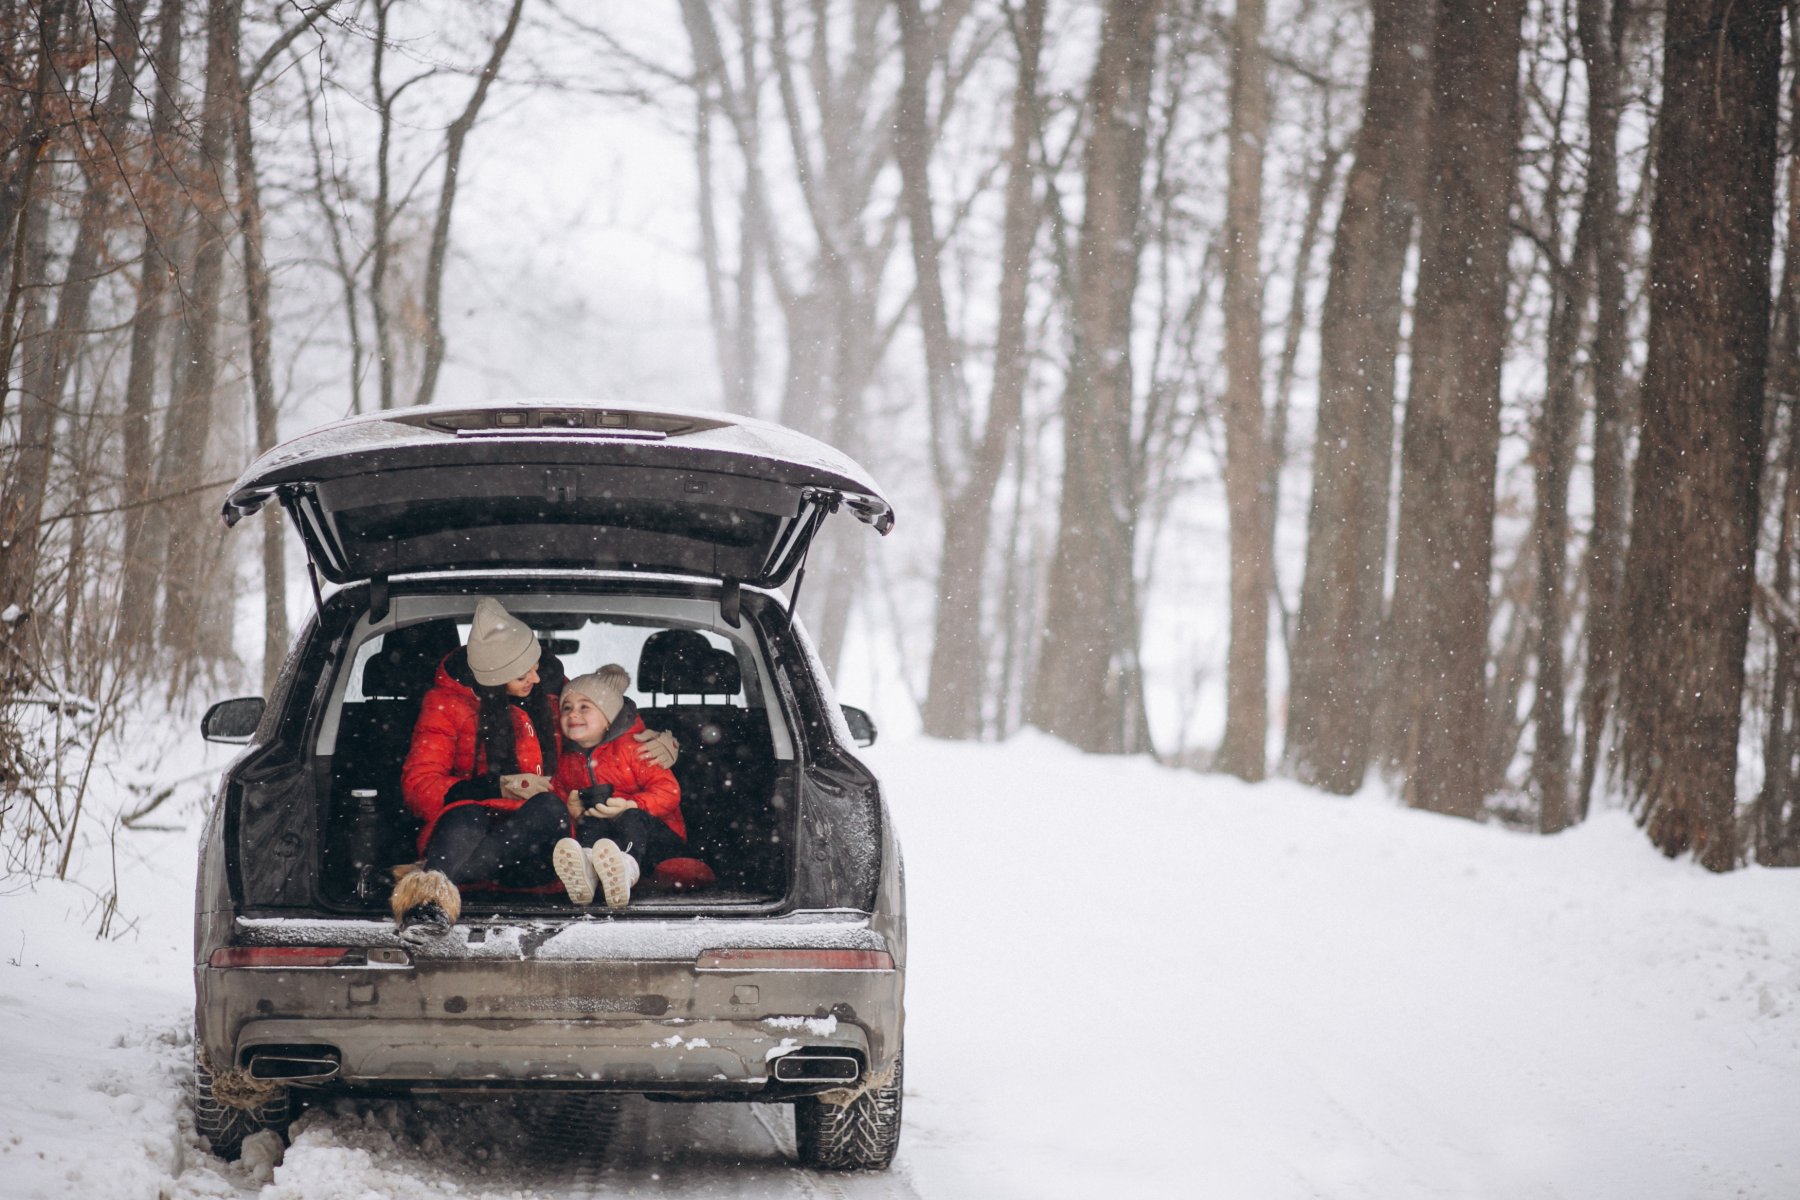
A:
466 597 541 687
563 664 630 723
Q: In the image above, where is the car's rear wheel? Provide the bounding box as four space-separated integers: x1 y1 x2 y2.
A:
793 1050 902 1171
192 1048 292 1160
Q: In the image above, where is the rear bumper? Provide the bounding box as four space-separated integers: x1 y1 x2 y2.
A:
195 915 903 1095
226 1014 877 1093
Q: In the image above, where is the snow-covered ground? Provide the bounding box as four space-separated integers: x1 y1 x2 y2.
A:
4 730 1799 1198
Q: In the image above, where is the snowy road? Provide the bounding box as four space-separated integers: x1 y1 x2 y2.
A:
247 1093 926 1198
5 731 1800 1198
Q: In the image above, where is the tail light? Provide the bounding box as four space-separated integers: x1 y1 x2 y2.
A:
696 948 894 970
209 947 349 968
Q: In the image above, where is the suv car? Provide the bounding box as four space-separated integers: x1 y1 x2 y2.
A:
191 402 904 1170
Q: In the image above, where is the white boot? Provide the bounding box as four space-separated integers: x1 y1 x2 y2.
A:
590 839 640 908
553 837 599 905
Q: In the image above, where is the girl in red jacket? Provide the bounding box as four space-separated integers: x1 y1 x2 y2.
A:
551 665 687 908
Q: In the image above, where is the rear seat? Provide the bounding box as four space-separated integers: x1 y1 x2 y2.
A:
328 619 461 896
637 630 780 891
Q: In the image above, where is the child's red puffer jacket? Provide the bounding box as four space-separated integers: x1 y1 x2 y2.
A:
551 701 686 842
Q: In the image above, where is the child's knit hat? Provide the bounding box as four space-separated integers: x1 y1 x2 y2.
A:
564 664 630 723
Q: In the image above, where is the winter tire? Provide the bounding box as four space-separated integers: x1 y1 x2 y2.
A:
793 1050 903 1171
192 1048 292 1161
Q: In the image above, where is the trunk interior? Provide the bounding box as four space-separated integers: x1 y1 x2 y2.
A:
302 596 796 915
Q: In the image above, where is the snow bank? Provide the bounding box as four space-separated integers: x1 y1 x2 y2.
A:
877 732 1800 1199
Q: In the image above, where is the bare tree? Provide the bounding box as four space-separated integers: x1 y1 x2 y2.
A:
1386 0 1525 818
1753 5 1800 866
1214 0 1272 780
1284 0 1430 794
677 0 955 676
117 0 191 655
1573 0 1631 822
906 0 1045 740
413 0 528 408
232 2 334 692
0 0 76 621
1528 3 1595 833
156 0 245 668
1027 0 1164 754
1616 0 1783 870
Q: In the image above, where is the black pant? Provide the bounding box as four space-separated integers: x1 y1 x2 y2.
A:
425 792 569 888
574 806 686 873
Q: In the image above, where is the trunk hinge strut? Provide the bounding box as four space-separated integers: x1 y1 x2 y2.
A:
788 547 813 617
787 491 840 616
281 487 328 621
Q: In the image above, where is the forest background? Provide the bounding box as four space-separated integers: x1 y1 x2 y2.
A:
3 0 1797 893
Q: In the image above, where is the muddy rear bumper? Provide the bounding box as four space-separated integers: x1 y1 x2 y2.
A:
194 915 903 1096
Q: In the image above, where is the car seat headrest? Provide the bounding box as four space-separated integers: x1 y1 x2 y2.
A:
362 619 461 698
699 648 740 695
638 629 714 695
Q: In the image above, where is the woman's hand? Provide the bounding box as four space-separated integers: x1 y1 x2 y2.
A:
583 797 639 820
635 728 679 768
500 773 553 800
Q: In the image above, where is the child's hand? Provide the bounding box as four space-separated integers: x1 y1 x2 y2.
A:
583 797 639 820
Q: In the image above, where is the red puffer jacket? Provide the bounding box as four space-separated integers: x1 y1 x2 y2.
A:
552 701 686 842
400 651 559 854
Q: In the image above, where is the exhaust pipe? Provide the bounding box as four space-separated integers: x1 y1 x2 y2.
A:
772 1053 861 1084
245 1046 341 1083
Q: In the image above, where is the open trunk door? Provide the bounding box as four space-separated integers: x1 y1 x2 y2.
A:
223 403 894 593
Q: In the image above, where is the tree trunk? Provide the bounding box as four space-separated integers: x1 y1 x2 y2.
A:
0 0 70 395
156 0 241 668
680 0 776 416
1574 0 1630 822
1758 403 1800 864
1386 0 1525 819
1214 0 1271 780
413 0 528 408
918 0 1044 740
732 0 762 417
894 0 966 503
229 34 288 695
1283 0 1430 794
0 0 141 628
0 197 52 622
1027 0 1163 754
0 0 73 619
1269 130 1343 537
1534 89 1597 832
370 0 400 410
1753 4 1800 866
117 0 189 657
1616 0 1782 871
